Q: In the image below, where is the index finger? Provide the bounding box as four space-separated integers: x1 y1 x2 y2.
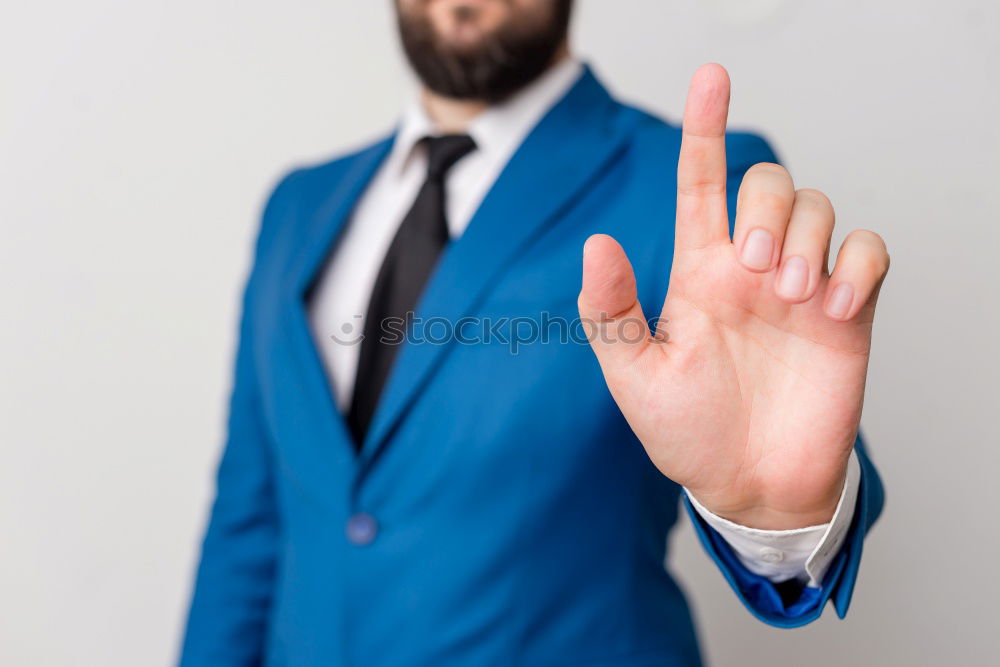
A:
676 63 731 249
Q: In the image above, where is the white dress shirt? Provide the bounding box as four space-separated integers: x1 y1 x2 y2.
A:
308 57 859 588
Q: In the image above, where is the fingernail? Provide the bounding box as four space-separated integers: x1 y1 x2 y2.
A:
777 256 809 299
826 283 854 319
741 228 774 270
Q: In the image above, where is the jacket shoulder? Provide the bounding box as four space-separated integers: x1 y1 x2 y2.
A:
252 134 393 246
266 134 394 211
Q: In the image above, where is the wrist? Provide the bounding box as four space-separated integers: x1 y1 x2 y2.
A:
708 502 838 531
687 477 845 531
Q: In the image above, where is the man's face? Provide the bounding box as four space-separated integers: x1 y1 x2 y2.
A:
396 0 574 103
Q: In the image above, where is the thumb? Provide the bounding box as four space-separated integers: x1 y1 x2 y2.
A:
578 234 651 369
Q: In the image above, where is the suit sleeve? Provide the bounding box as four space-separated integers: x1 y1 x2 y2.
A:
179 173 299 665
682 133 887 627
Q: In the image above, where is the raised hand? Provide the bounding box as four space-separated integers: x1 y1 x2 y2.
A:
578 64 889 530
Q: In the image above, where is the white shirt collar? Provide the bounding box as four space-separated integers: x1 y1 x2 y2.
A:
390 58 584 175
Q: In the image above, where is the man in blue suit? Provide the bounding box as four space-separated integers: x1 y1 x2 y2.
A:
181 1 888 664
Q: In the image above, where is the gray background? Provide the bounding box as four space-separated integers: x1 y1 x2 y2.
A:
2 1 998 665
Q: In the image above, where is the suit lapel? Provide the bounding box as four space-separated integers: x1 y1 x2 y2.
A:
279 137 394 478
293 138 395 298
361 67 630 466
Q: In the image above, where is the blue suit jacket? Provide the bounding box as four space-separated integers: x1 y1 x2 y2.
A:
181 66 884 666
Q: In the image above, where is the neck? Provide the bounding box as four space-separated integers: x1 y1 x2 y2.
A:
420 45 570 133
420 92 489 134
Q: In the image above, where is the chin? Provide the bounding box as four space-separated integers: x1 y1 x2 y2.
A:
426 0 509 45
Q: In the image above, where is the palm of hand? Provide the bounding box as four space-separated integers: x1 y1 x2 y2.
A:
579 65 888 529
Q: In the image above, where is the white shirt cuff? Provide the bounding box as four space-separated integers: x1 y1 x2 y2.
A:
685 451 860 588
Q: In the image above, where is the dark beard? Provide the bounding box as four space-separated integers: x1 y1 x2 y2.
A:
397 0 574 104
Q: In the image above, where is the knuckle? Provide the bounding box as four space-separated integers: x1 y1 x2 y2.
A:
794 188 833 213
862 255 887 277
847 229 889 260
677 180 727 197
740 164 794 218
836 231 890 276
745 190 792 217
846 228 883 245
747 161 788 178
790 190 836 241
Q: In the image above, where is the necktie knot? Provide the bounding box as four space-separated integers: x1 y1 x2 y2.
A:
424 134 476 182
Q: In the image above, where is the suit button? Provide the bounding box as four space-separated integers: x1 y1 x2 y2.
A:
346 512 378 546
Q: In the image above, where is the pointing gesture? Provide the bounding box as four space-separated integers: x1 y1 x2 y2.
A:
578 64 889 529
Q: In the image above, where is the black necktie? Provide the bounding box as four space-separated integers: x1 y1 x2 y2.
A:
347 134 477 447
